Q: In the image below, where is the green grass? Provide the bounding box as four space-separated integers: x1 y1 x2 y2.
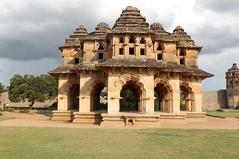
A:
207 111 239 118
0 116 14 121
0 128 239 159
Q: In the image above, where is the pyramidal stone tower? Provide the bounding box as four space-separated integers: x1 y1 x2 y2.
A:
226 63 239 108
49 6 213 126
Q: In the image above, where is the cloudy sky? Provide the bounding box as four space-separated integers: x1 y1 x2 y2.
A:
0 0 239 91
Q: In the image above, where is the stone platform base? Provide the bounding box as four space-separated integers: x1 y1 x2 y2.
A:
73 112 103 124
100 113 159 127
51 111 74 122
51 111 207 126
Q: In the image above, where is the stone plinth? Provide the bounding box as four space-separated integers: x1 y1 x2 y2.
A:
51 111 73 122
73 112 102 124
101 113 159 127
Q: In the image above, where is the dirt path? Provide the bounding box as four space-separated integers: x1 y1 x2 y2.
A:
0 112 239 129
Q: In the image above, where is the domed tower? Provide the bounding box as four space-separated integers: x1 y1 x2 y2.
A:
226 63 239 108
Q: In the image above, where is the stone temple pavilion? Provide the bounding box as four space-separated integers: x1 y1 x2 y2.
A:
49 6 213 126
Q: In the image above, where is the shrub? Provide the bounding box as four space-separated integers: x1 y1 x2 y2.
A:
4 108 15 112
19 108 30 113
49 102 57 110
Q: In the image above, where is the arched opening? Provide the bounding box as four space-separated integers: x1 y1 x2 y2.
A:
119 36 124 43
129 35 136 43
68 84 79 111
157 44 163 61
90 82 107 112
140 37 146 44
179 49 186 65
154 83 172 112
157 44 163 51
179 49 186 56
180 85 195 111
98 44 104 50
120 81 142 112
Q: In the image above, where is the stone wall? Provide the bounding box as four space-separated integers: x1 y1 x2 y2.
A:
202 90 227 111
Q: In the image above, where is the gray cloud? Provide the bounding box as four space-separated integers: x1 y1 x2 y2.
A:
194 0 239 14
191 25 239 54
0 1 173 60
0 0 102 60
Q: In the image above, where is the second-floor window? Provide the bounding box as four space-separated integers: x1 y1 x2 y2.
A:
98 53 104 60
157 44 163 61
129 48 135 55
74 58 79 64
119 48 124 55
157 54 162 61
140 48 145 55
179 49 186 65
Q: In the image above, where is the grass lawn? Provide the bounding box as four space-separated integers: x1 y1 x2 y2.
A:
0 116 14 121
0 127 239 159
207 111 239 118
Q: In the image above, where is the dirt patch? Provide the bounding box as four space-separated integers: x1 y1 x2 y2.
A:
0 112 239 129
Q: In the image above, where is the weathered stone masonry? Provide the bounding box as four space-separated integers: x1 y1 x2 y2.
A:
49 6 213 126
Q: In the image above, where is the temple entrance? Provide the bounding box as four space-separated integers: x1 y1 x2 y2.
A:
154 83 172 112
180 85 195 111
68 84 79 111
90 82 107 112
120 81 141 112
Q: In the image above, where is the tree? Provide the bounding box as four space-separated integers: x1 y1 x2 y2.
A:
8 74 58 109
0 82 5 95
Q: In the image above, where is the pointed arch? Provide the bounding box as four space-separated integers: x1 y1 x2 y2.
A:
180 82 195 112
154 78 173 112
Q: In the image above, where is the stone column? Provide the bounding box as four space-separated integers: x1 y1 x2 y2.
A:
141 73 154 114
52 75 73 121
124 36 129 57
169 77 180 113
161 99 165 112
57 75 69 111
107 73 120 113
191 80 203 112
168 99 173 113
135 37 140 57
191 99 196 112
79 73 91 112
185 98 191 111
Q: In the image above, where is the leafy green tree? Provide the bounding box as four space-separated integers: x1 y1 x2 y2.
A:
8 74 57 109
120 89 138 111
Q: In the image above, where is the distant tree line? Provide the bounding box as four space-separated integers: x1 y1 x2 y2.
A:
8 74 58 109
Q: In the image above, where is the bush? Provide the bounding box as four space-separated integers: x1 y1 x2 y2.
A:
48 102 57 110
19 108 30 113
4 108 15 112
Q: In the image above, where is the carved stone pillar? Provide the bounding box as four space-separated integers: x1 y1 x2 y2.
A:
79 73 91 113
52 74 73 121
